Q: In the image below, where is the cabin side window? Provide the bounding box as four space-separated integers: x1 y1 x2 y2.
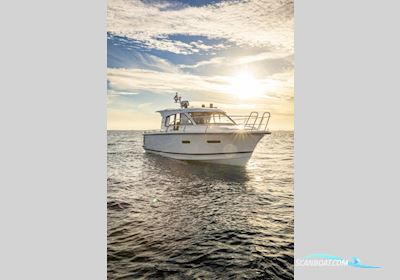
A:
209 113 236 125
165 113 193 127
165 114 175 126
180 113 193 125
165 114 182 127
189 112 236 125
189 112 209 124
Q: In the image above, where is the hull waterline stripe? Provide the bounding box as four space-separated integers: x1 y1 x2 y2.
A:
143 147 253 156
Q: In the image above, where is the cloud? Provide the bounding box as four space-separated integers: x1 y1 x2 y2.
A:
179 56 226 69
180 51 292 69
107 67 293 108
235 52 292 65
107 67 231 97
108 39 182 72
108 89 140 95
107 0 293 54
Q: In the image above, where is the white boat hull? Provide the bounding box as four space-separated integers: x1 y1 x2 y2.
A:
144 148 253 166
143 132 267 166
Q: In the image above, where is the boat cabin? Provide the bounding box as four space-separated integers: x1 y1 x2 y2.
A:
157 108 236 131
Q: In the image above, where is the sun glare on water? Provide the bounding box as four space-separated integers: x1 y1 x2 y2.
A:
230 72 263 99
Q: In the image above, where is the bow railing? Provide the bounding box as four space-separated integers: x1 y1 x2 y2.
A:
229 111 271 131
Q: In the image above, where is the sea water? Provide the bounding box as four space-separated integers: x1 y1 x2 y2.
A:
108 131 294 279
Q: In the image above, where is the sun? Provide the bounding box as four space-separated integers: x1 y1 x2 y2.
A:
230 72 263 99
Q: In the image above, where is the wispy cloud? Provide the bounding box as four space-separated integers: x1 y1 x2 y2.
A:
107 67 293 106
107 0 293 54
180 51 292 69
107 67 231 96
108 89 140 95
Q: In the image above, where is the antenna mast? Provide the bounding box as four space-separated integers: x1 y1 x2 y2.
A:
173 92 189 108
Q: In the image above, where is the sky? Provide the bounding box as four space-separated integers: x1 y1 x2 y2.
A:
107 0 294 130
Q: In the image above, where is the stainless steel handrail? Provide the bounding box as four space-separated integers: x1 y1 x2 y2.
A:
244 112 258 130
231 111 271 131
257 112 271 130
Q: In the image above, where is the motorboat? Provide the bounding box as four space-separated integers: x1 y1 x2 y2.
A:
143 94 271 166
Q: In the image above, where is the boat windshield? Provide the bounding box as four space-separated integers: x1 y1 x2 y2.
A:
189 112 236 125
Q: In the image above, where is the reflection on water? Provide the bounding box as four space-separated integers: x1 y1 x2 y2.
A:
108 131 293 279
144 154 251 183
